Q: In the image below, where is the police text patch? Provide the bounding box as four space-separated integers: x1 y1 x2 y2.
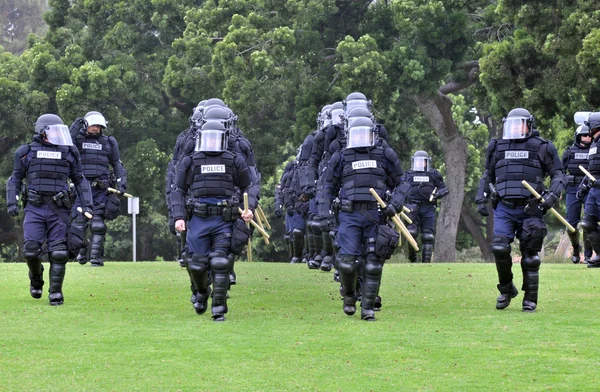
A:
575 153 589 160
505 151 528 159
201 165 226 173
352 160 377 170
36 151 61 159
82 142 102 150
413 176 430 182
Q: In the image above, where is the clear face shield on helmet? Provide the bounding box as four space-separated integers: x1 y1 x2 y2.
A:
502 117 529 140
344 99 370 113
346 126 375 149
411 156 430 171
330 109 344 126
44 124 74 146
195 130 227 152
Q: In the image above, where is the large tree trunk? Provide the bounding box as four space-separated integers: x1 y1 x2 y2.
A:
461 203 493 262
413 91 467 262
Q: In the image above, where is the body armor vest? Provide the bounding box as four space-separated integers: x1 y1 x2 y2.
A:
587 139 600 175
565 144 589 184
189 151 235 199
75 133 112 180
27 142 71 195
341 146 386 202
494 137 546 198
405 170 436 203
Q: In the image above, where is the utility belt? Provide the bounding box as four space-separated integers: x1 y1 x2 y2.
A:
91 179 110 189
27 189 73 209
567 175 585 186
187 200 240 221
499 197 530 209
339 200 379 213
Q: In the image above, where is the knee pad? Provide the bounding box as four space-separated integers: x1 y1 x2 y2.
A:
364 254 383 277
189 253 209 274
23 240 42 261
309 220 322 234
71 215 88 231
209 252 233 272
292 228 305 241
90 217 107 235
48 239 69 263
338 254 360 274
491 236 511 258
421 230 434 244
581 217 598 233
521 254 541 271
407 225 418 238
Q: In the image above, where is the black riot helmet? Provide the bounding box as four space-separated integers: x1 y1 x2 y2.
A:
343 92 371 113
411 150 431 172
34 114 73 146
575 123 591 147
345 117 375 149
502 108 535 140
585 112 600 138
195 120 228 153
329 101 344 126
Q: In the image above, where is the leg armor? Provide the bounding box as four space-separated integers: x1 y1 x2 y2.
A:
520 249 541 312
581 217 600 267
89 216 107 266
361 253 383 321
491 236 517 310
320 228 334 272
338 254 361 315
421 230 434 263
209 250 233 321
567 229 581 264
283 234 293 261
306 221 319 269
69 215 88 263
48 239 69 306
228 254 237 285
407 225 418 263
23 240 44 299
583 231 593 262
187 253 210 314
290 229 305 264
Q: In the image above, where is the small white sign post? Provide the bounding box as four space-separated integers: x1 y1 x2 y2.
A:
128 197 140 262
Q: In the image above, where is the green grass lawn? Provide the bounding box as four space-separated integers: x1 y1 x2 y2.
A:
1 261 599 391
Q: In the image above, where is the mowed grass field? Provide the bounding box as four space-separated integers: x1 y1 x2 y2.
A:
1 261 599 391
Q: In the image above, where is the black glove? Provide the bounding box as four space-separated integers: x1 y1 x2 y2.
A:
118 184 127 194
286 208 294 217
382 204 397 218
83 206 94 219
274 205 283 219
576 183 590 200
538 192 558 212
7 204 19 217
477 201 489 217
168 216 177 235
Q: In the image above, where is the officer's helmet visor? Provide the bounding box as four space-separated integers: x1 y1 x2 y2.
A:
502 117 529 139
412 157 429 171
44 125 73 146
346 126 374 149
330 109 344 125
321 116 332 129
196 130 225 152
85 114 106 128
345 99 369 113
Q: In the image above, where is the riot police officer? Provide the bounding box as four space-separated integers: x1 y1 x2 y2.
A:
70 111 127 266
171 120 256 321
317 116 407 321
401 151 449 263
578 112 600 268
562 124 592 263
476 108 565 312
275 161 295 261
6 114 93 305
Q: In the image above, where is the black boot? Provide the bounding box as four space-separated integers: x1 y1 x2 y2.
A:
496 282 518 310
48 263 66 306
77 246 88 265
89 234 105 267
571 244 581 264
27 259 44 299
338 255 359 316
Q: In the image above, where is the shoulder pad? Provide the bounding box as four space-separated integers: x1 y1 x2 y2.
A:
15 144 31 157
383 146 398 160
68 145 81 158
